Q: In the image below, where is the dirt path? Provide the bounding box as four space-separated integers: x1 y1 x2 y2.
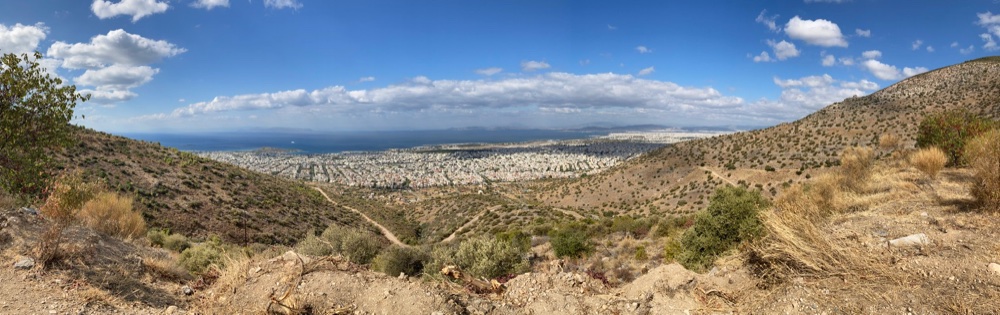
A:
441 205 500 243
553 207 584 219
699 166 737 186
312 187 408 247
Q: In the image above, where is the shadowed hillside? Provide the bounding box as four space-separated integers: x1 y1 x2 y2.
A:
539 57 1000 216
53 127 380 245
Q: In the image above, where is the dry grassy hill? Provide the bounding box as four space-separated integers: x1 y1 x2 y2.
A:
538 56 1000 216
53 127 381 245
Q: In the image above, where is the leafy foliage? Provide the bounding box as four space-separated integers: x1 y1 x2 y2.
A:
678 186 768 272
372 246 428 277
549 223 591 258
916 110 997 166
0 51 88 197
453 237 526 278
179 236 225 274
294 224 386 264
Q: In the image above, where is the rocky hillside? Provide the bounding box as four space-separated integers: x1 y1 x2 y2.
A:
539 56 1000 216
53 127 380 245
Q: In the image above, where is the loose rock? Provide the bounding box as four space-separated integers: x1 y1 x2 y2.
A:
182 286 194 296
988 263 1000 276
889 233 930 247
13 257 34 270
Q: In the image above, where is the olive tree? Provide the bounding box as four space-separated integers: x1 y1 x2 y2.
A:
0 51 89 197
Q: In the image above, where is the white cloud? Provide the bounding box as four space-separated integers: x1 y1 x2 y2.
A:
855 29 871 37
951 42 958 48
903 67 929 77
960 44 975 55
753 51 773 63
264 0 302 9
862 59 927 80
91 0 169 22
47 29 186 69
912 39 923 50
767 39 800 60
474 67 502 76
926 46 934 52
976 12 1000 50
636 46 652 54
982 33 998 51
838 57 854 66
756 10 779 32
821 54 835 66
74 64 158 89
79 88 138 103
520 60 550 72
765 74 877 112
784 16 848 47
358 76 376 82
151 73 745 119
637 66 655 76
0 23 49 55
607 24 617 31
191 0 229 10
861 50 881 59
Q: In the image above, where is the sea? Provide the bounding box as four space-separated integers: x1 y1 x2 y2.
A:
120 129 607 154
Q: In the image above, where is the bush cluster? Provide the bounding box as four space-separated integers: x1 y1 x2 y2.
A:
78 192 146 239
372 246 427 277
147 229 191 252
294 225 385 264
548 223 591 258
179 236 225 274
453 237 526 278
916 109 996 166
910 147 948 179
678 186 768 272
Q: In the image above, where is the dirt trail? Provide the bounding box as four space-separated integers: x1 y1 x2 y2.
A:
441 205 500 243
553 207 584 219
700 166 737 186
312 187 408 247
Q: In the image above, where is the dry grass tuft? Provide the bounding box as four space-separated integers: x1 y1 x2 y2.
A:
965 129 1000 211
78 191 146 239
878 134 902 153
910 147 948 179
839 147 876 193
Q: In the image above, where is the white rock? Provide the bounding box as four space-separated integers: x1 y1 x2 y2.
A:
988 263 1000 276
13 258 34 270
889 233 930 247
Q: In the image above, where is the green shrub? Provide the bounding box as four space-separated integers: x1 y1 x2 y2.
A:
678 186 768 272
294 225 386 264
295 231 333 256
164 233 191 252
549 223 591 258
663 235 682 262
453 237 526 278
634 245 648 261
341 232 383 264
147 228 169 247
966 129 1000 211
916 110 996 166
179 237 224 274
372 246 427 277
495 230 532 252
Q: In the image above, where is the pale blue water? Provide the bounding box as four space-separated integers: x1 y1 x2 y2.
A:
121 129 606 153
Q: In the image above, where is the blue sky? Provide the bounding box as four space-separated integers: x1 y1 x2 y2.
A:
1 0 998 133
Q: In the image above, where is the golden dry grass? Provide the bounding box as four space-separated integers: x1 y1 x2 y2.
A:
838 147 876 193
965 129 1000 211
878 134 902 152
910 147 948 179
78 191 146 240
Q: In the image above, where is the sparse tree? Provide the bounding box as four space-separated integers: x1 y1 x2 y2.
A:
0 51 89 197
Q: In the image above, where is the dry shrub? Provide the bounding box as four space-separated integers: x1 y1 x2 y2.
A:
878 134 902 152
746 184 875 281
35 172 102 267
909 147 948 179
839 147 876 192
78 192 146 239
143 254 192 281
966 129 1000 211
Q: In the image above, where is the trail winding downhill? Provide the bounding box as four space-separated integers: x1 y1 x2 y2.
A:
441 205 501 243
312 187 408 247
700 166 737 186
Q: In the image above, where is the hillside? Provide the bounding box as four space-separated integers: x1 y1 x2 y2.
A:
53 127 381 245
538 57 1000 215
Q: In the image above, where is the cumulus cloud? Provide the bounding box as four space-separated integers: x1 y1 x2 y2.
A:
47 29 185 69
264 0 302 9
0 23 48 54
926 46 934 52
767 39 800 60
637 66 655 76
855 29 871 37
358 76 376 82
752 51 773 63
191 0 229 10
861 50 881 59
839 57 854 66
79 88 139 103
912 39 923 50
150 73 745 119
960 44 975 55
756 10 779 32
74 64 158 89
977 12 1000 50
520 60 550 72
636 46 652 54
784 16 848 47
475 67 503 76
862 59 927 80
821 54 835 66
764 74 878 114
91 0 169 22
